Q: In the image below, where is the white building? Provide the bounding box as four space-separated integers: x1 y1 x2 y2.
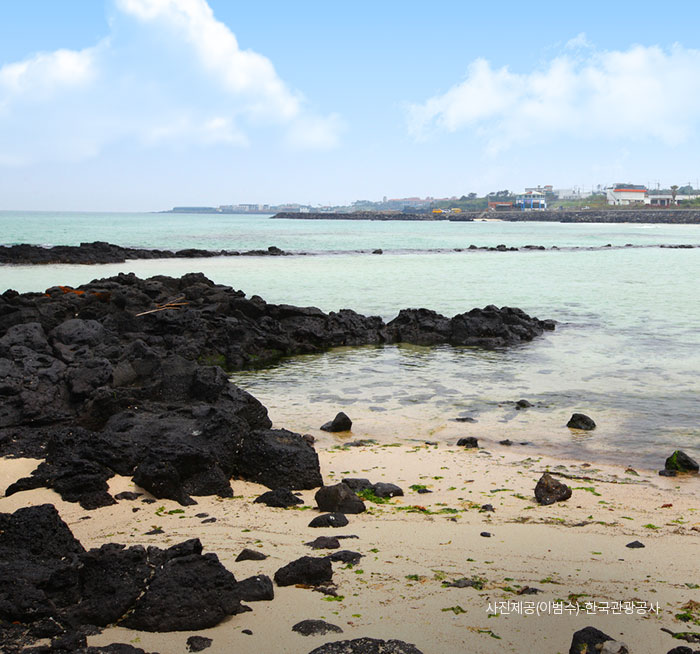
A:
606 184 648 205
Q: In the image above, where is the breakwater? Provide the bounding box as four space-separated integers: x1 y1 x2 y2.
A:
273 209 700 223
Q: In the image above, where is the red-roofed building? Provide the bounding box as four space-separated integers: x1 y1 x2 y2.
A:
606 184 648 205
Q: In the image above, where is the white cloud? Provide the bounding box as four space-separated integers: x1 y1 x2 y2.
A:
116 0 301 121
0 0 341 165
0 46 99 108
407 43 700 153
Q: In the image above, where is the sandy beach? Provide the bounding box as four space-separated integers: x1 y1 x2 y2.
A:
3 433 698 654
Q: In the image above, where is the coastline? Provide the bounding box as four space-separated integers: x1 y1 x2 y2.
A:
2 438 698 654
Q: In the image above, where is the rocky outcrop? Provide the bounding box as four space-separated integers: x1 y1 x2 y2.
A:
0 241 286 265
0 504 257 647
1 273 552 508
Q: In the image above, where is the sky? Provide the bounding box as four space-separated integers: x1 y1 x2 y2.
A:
2 0 700 210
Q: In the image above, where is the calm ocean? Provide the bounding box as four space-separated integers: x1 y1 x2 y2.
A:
1 210 699 469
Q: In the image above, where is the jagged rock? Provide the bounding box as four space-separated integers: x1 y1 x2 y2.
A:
535 472 572 505
186 636 213 652
293 619 343 636
235 575 274 602
568 627 613 654
457 437 479 448
567 413 596 430
320 412 352 432
235 548 268 562
664 450 699 473
119 550 245 631
315 483 366 514
274 556 333 587
308 513 349 528
307 637 424 654
253 488 304 508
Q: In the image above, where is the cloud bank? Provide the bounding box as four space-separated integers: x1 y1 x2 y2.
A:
0 0 342 165
407 41 700 154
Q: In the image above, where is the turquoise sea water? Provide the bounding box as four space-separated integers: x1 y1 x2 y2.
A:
1 211 698 469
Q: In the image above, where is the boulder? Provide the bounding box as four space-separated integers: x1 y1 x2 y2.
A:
664 450 699 473
371 482 403 498
315 483 366 514
119 551 245 631
567 413 596 430
235 575 274 602
274 556 333 587
308 513 349 528
320 412 353 432
457 437 479 448
535 473 572 505
307 638 424 654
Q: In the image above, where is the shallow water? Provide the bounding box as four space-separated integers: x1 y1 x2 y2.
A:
1 212 698 469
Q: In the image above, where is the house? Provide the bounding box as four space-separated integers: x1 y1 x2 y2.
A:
515 190 547 210
606 184 647 205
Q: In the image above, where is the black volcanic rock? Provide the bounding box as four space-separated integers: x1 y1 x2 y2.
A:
315 483 366 514
567 413 596 430
308 513 349 528
0 504 246 643
234 574 274 602
293 619 343 636
274 556 333 587
253 487 304 508
307 638 424 654
535 473 572 505
119 550 245 631
568 627 613 654
320 412 353 432
664 450 699 473
0 273 553 511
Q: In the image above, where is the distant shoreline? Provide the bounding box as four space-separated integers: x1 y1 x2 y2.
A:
272 209 700 224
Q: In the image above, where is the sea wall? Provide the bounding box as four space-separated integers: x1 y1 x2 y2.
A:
272 210 700 224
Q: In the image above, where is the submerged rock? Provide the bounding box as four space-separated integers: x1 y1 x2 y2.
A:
566 413 596 430
535 472 572 505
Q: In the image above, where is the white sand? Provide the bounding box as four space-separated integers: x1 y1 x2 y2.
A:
2 440 698 654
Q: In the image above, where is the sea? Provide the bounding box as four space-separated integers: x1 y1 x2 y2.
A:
1 210 699 471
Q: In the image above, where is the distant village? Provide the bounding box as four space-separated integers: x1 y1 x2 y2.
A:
168 183 700 215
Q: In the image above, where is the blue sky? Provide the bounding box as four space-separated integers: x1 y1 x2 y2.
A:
1 0 700 210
